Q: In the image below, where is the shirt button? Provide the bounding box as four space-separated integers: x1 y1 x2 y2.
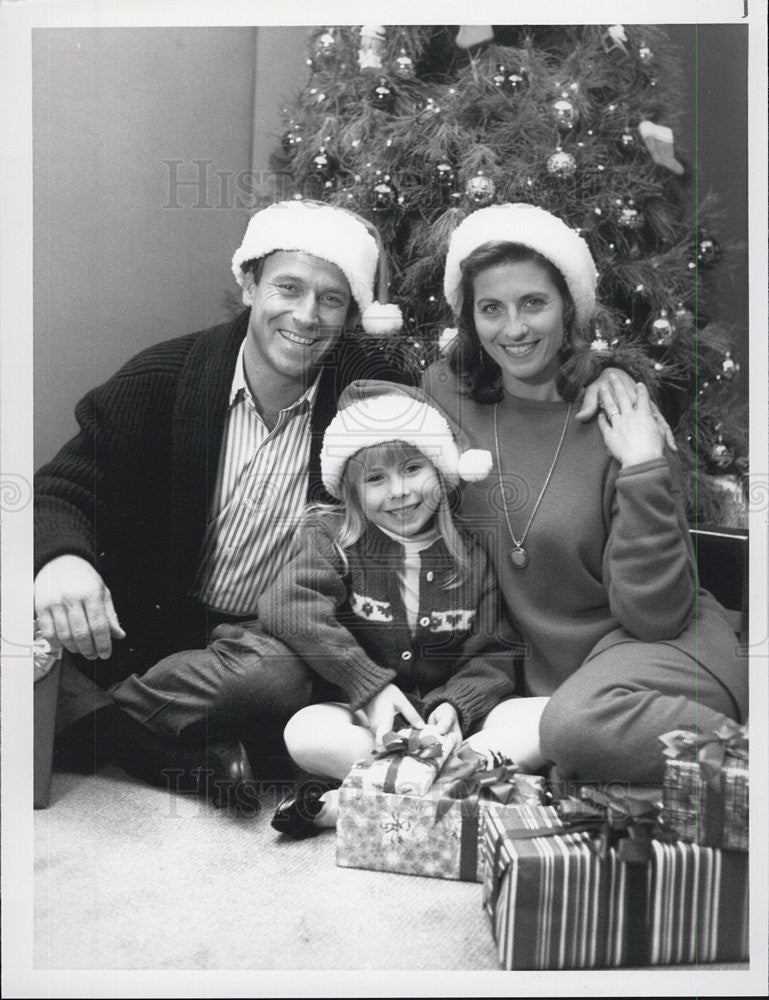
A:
419 617 431 628
401 651 412 661
426 571 434 582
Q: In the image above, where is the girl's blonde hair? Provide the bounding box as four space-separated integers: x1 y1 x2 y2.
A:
315 440 470 589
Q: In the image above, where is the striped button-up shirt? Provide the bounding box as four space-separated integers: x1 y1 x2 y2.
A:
191 338 320 614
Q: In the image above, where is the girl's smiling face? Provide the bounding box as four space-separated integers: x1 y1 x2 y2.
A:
355 444 441 538
472 257 567 400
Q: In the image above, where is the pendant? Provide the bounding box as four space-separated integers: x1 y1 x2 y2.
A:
510 546 529 569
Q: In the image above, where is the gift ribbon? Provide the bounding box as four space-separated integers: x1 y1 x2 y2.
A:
659 721 748 792
659 722 748 848
373 727 446 794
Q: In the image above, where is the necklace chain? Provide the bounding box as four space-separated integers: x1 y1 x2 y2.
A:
493 401 572 568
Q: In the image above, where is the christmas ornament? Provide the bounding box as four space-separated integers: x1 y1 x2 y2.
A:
434 162 456 187
393 47 415 78
492 64 509 90
369 171 397 212
647 308 676 347
620 129 636 148
709 435 735 470
546 149 577 178
638 44 655 65
455 25 494 48
615 198 644 229
492 65 528 95
673 302 694 333
464 170 496 206
638 121 684 175
371 77 395 112
602 24 629 55
310 146 336 178
307 30 340 72
358 25 385 70
550 97 578 131
721 351 740 380
697 234 721 265
281 121 303 153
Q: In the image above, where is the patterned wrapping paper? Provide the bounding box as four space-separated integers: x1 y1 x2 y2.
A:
482 803 749 970
660 725 749 852
336 756 546 882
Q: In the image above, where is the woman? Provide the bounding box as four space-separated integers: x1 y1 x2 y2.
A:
422 203 747 783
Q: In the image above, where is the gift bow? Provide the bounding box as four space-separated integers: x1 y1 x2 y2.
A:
501 784 663 863
659 721 748 791
434 746 520 823
376 727 446 764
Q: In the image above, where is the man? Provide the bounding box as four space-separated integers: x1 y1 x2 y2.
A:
34 201 407 806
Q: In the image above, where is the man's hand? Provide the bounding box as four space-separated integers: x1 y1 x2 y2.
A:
426 701 463 755
363 683 424 750
576 369 677 452
34 554 125 660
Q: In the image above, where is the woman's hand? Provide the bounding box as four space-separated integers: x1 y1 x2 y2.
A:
577 369 677 452
363 684 424 750
597 381 666 468
426 702 463 755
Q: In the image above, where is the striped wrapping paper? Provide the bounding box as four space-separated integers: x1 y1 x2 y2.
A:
482 804 749 969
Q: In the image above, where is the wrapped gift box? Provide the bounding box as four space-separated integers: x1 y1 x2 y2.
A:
660 724 749 851
483 800 749 970
336 750 547 882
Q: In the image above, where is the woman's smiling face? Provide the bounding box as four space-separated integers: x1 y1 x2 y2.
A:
472 257 567 400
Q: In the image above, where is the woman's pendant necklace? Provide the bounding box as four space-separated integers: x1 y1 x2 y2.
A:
493 401 573 570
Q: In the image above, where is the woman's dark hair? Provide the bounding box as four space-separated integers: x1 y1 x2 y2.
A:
447 241 604 403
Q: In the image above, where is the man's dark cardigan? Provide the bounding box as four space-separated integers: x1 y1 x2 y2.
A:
34 309 410 688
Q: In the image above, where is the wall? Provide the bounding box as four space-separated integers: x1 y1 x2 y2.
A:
33 24 749 467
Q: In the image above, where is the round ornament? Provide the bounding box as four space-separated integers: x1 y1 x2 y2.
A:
492 64 509 90
369 172 397 212
620 130 636 148
697 235 721 265
551 98 578 131
507 69 528 93
547 149 577 178
310 147 336 178
647 308 676 347
434 162 456 187
393 48 415 78
673 302 694 333
721 351 740 380
307 30 339 72
371 77 395 112
465 170 496 206
709 437 735 470
616 198 644 229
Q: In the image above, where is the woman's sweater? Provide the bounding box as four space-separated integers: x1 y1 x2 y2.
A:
257 512 522 733
422 358 736 697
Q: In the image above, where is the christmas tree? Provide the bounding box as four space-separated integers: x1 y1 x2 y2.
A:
270 24 747 526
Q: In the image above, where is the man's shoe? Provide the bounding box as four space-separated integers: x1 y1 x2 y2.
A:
271 779 335 839
190 741 258 812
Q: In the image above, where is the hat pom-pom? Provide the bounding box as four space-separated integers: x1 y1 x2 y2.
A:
458 449 493 482
439 327 458 354
361 301 403 336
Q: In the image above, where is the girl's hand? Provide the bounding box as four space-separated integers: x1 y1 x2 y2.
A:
597 381 666 468
426 702 463 754
364 684 424 750
578 370 677 451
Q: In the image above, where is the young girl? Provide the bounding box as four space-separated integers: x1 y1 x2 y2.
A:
256 379 521 838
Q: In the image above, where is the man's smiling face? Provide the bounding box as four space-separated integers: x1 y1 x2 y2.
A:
243 250 353 384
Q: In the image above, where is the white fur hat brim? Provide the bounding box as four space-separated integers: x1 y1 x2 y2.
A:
443 203 598 326
231 201 378 317
321 380 492 498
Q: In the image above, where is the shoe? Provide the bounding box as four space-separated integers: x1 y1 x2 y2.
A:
271 779 336 839
190 741 258 812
